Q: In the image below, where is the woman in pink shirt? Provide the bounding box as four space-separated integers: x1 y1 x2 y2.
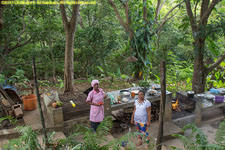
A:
86 80 106 131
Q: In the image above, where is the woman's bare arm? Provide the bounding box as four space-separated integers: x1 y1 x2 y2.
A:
147 106 151 126
86 102 100 106
131 106 136 124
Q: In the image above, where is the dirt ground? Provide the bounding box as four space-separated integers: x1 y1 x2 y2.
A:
111 118 224 150
73 78 135 93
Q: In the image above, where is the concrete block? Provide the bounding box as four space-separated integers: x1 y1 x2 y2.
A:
48 107 64 126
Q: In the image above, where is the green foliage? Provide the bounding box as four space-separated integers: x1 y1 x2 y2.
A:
206 61 225 89
166 51 193 93
10 69 29 88
55 77 64 90
3 126 42 150
0 116 18 125
139 80 150 87
73 116 113 150
0 74 6 85
1 0 225 94
171 120 225 150
3 116 158 150
129 0 155 74
215 120 225 148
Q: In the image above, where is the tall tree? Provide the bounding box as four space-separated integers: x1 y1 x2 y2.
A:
0 5 42 73
60 1 80 93
0 0 4 30
185 0 225 93
108 0 184 79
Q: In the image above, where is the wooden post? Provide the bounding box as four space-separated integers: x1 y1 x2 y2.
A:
157 61 166 150
32 58 48 147
195 98 202 126
104 98 112 117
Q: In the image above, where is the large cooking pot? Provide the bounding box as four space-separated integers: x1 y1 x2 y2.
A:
187 91 195 98
120 90 131 99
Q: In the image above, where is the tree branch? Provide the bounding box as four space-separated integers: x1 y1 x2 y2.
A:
60 3 69 31
143 0 147 21
119 0 126 7
70 2 80 33
155 1 184 34
156 8 179 34
155 0 166 21
17 8 27 43
207 52 225 73
200 0 209 26
185 0 197 32
78 11 85 29
155 0 161 21
108 0 129 32
5 37 32 54
200 0 222 25
124 1 131 27
194 0 199 21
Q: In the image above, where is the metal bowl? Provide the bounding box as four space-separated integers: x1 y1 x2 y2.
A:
120 90 131 99
148 89 157 95
219 90 225 95
196 94 204 98
131 90 139 95
205 94 215 100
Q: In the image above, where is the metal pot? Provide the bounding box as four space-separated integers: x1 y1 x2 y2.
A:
219 90 225 95
187 91 195 98
120 90 131 99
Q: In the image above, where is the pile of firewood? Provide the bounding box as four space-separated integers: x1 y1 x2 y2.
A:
151 104 160 122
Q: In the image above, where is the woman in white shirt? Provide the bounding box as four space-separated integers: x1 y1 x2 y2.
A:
131 90 151 146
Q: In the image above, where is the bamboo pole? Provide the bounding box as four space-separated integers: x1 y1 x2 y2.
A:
156 60 166 150
32 58 48 147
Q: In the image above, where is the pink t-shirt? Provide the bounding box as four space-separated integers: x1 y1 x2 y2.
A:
86 88 104 122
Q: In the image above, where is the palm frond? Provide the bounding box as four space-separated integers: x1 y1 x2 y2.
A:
172 121 225 150
172 133 195 150
96 116 113 136
3 126 42 150
215 119 225 148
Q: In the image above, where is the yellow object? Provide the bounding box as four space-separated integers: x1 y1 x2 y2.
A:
139 123 145 127
70 100 76 107
139 71 143 77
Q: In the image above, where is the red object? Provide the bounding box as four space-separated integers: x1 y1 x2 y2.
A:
98 102 104 105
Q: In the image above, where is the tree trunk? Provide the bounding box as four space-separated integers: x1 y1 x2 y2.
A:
192 38 207 93
60 3 79 93
0 0 4 30
0 64 3 74
0 55 5 73
64 31 75 93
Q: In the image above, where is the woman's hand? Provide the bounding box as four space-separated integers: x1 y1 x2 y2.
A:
147 121 151 126
98 102 104 106
131 119 134 125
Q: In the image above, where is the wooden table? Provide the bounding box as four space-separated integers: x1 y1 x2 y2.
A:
104 87 173 122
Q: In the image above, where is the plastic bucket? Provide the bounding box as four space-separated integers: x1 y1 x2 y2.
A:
22 94 37 111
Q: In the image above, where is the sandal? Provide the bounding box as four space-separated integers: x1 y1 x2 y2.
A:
136 140 143 146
